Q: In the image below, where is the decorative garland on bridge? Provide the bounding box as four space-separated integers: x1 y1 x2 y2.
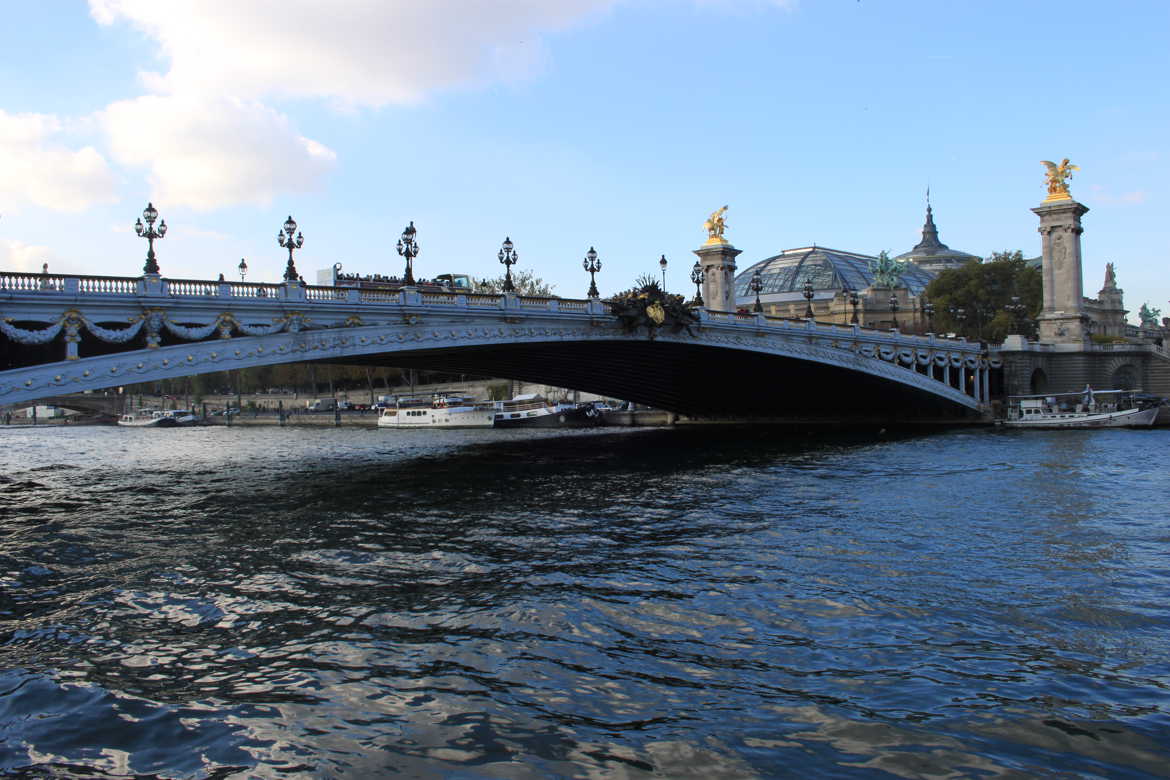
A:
0 309 317 348
608 281 699 339
83 317 145 343
0 318 64 344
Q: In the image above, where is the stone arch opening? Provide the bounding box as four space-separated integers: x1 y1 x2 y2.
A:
1030 368 1049 395
1111 363 1138 390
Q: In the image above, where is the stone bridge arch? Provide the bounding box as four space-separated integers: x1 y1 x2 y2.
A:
1104 357 1141 391
0 275 991 422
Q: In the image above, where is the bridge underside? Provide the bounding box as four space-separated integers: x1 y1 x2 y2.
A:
333 341 978 421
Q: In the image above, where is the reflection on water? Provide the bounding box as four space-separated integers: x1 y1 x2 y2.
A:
1 425 1169 777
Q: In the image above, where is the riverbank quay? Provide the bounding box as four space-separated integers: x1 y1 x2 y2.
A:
206 408 679 427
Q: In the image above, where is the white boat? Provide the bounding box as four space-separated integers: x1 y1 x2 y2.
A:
377 394 495 429
492 393 603 428
117 408 200 427
1003 387 1161 429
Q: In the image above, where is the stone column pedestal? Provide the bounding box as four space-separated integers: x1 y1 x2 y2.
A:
1032 198 1089 343
694 241 742 313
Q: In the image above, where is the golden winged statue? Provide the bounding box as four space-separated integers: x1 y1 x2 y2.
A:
704 205 729 245
1041 158 1078 201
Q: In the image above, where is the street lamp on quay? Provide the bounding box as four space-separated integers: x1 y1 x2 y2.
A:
802 279 815 319
583 247 601 298
690 261 704 307
889 294 900 329
750 269 764 313
134 202 167 275
498 237 517 293
238 258 248 282
397 222 419 286
849 290 860 325
1005 296 1027 335
278 216 304 282
922 300 935 333
659 255 668 290
949 305 967 333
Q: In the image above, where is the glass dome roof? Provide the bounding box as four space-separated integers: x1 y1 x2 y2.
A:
734 246 936 300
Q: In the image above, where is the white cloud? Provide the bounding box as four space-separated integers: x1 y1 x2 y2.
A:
1088 184 1150 206
83 0 788 211
89 0 618 107
0 239 60 274
101 95 336 209
0 111 118 211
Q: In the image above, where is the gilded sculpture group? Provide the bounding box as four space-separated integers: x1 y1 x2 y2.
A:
1041 158 1077 201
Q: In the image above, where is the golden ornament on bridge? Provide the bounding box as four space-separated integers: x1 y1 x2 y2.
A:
1041 158 1078 201
704 205 729 245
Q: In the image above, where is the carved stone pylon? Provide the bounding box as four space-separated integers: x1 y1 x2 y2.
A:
694 241 742 313
1032 198 1090 343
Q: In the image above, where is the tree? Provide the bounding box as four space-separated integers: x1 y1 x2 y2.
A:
923 251 1041 343
474 269 556 296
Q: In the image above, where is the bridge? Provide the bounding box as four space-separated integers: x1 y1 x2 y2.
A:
0 270 994 421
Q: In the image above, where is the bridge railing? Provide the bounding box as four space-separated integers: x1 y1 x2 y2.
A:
305 285 348 301
0 271 70 292
0 271 977 354
232 282 286 298
75 276 138 294
698 308 971 348
165 278 221 296
0 272 299 299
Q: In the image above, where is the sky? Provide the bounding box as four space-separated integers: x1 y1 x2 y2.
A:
1 0 1167 320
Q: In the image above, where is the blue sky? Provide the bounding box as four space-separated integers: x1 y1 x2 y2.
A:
1 1 1167 319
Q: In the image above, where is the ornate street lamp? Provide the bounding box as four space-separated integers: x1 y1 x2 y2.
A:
498 236 517 292
278 216 304 282
802 278 815 319
849 290 860 325
583 247 601 298
949 305 967 334
397 221 419 286
134 202 167 275
923 300 935 332
238 258 248 282
750 269 764 313
889 294 900 329
690 261 704 307
1005 296 1027 334
659 254 668 290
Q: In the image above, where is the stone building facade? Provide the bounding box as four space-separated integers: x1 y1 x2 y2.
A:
731 246 934 331
729 203 980 333
995 187 1170 416
894 203 981 274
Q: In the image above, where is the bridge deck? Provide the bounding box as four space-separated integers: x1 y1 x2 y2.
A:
0 272 992 419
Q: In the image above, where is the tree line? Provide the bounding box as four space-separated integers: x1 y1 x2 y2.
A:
923 250 1041 343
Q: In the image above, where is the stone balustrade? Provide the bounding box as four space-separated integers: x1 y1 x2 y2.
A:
0 271 990 412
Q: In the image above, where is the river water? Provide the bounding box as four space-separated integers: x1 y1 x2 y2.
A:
0 423 1167 778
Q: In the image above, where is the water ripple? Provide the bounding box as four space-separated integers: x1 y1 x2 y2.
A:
0 425 1168 777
